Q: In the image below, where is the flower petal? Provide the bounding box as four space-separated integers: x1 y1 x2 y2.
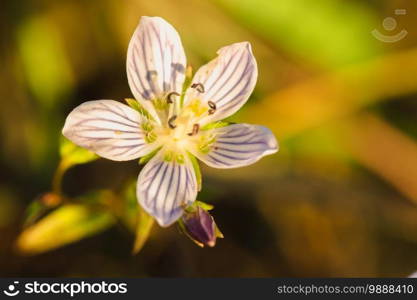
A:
185 42 257 124
62 100 159 161
137 151 198 227
127 16 186 121
190 124 278 169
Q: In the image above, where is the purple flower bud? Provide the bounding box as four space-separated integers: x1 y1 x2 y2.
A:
181 206 222 247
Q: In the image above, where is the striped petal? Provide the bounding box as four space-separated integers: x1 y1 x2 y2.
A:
127 16 186 122
190 124 278 169
137 151 198 227
185 42 257 125
62 100 159 161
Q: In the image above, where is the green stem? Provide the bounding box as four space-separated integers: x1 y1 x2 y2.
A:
52 159 70 195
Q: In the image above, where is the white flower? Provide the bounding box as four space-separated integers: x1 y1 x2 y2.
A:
62 16 278 227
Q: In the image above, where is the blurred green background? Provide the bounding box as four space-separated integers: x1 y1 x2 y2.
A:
1 0 417 277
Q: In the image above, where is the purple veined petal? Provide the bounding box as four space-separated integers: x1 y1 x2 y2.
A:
184 42 257 125
189 123 278 169
127 16 187 122
137 150 198 227
62 100 160 161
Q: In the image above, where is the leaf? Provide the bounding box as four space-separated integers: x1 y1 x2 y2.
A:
24 193 62 227
16 204 114 255
59 136 98 167
132 206 154 254
24 200 46 227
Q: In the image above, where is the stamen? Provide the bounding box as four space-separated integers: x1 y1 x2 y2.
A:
145 131 157 143
168 115 177 129
191 83 205 93
208 101 216 115
166 92 180 104
187 124 200 136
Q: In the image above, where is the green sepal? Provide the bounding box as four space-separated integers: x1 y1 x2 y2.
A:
187 152 202 191
138 147 161 165
180 65 193 106
183 200 213 214
125 98 153 120
215 223 224 239
201 121 233 131
132 205 154 254
195 200 214 211
183 203 196 214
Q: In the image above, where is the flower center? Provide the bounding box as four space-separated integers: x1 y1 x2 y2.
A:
158 114 197 150
144 83 218 155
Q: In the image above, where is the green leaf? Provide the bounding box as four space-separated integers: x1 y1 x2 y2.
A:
132 206 154 254
24 193 62 227
17 204 115 255
24 200 46 227
187 153 202 191
59 137 98 167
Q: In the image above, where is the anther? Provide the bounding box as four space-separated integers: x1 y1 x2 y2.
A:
208 101 216 115
187 124 200 136
166 92 180 104
191 83 205 93
168 115 177 129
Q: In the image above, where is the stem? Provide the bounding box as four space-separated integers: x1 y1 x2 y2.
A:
52 159 69 195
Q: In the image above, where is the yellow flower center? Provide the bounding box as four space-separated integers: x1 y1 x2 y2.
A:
140 95 218 162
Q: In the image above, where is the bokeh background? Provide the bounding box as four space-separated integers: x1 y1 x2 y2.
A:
1 0 417 277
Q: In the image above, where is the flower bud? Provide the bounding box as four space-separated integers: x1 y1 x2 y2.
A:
181 206 223 247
